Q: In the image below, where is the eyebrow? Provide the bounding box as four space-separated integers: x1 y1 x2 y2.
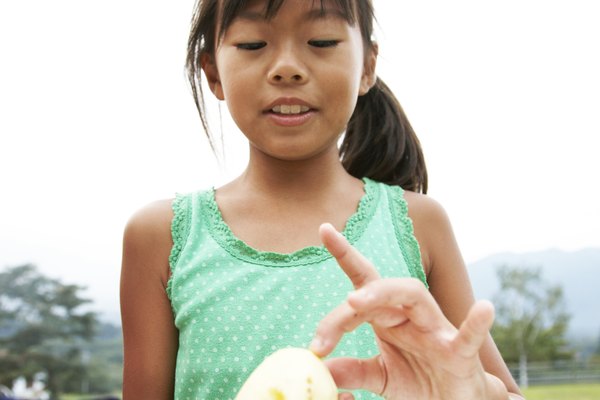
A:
236 8 349 23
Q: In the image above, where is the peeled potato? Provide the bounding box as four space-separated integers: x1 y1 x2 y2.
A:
235 347 338 400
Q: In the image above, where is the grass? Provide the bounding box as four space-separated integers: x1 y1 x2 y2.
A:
522 383 600 400
59 385 600 400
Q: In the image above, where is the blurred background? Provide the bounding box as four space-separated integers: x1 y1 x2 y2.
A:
1 0 599 398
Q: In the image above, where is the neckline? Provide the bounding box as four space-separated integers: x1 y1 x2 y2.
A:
200 177 380 267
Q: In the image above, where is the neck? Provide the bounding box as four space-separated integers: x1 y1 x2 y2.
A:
232 145 359 200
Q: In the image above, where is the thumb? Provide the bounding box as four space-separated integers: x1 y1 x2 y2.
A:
454 300 495 358
324 356 386 396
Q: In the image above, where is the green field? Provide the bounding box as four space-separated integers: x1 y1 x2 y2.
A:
522 383 600 400
60 384 600 400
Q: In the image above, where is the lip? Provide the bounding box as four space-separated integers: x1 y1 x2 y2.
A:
263 97 317 127
266 110 316 127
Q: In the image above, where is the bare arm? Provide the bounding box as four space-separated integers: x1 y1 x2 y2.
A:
405 191 522 397
120 199 179 399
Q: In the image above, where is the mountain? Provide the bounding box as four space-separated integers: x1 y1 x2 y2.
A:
467 247 600 338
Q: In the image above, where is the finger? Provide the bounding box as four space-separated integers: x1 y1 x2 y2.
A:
347 278 448 331
369 306 409 328
311 302 411 356
319 223 381 289
310 301 365 357
324 356 386 395
338 392 355 400
453 300 495 358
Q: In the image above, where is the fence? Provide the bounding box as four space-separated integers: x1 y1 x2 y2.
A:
507 360 600 386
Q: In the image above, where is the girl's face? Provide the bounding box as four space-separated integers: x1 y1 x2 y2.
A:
203 0 376 162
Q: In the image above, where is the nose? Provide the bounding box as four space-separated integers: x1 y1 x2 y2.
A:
267 45 308 85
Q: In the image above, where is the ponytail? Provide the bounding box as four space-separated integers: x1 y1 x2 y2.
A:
341 78 428 194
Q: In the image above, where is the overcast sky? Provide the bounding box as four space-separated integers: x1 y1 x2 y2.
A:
1 0 599 323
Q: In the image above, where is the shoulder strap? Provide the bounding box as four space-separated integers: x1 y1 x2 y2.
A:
167 192 193 298
386 185 429 288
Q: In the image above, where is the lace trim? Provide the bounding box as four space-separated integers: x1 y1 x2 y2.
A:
166 193 192 298
387 185 429 288
200 178 380 267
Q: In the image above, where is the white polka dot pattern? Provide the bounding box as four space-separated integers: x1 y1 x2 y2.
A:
167 179 426 399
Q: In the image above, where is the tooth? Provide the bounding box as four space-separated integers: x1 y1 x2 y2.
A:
271 104 310 114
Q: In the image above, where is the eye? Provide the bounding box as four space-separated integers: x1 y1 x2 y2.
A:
308 40 340 48
236 42 267 50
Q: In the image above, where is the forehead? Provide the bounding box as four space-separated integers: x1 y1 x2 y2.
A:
217 0 357 35
242 0 350 14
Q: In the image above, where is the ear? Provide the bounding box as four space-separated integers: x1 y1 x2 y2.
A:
359 43 378 96
201 52 225 100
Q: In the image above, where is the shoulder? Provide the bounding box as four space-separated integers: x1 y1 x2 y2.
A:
123 198 174 242
402 190 454 244
380 183 448 225
401 191 457 277
122 199 175 286
402 190 450 225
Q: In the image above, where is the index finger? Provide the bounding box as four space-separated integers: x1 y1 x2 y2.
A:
319 223 381 289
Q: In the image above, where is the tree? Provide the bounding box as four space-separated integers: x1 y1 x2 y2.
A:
491 265 571 388
0 264 98 399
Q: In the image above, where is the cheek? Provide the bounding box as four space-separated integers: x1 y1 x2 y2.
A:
220 73 257 121
215 49 255 101
323 49 364 116
221 67 250 97
326 68 362 120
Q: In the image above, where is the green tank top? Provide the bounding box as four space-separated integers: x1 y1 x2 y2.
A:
167 178 427 400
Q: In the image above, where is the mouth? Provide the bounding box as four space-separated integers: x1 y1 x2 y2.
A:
265 97 316 116
264 99 316 127
270 104 311 115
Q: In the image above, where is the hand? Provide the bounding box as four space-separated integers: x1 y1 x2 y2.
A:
310 223 502 400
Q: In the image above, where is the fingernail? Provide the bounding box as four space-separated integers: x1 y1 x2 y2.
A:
321 222 336 233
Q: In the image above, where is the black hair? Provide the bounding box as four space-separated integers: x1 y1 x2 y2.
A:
186 0 428 193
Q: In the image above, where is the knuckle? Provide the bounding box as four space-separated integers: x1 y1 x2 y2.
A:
350 270 369 287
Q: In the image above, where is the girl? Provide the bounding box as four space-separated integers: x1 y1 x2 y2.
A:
120 0 523 399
